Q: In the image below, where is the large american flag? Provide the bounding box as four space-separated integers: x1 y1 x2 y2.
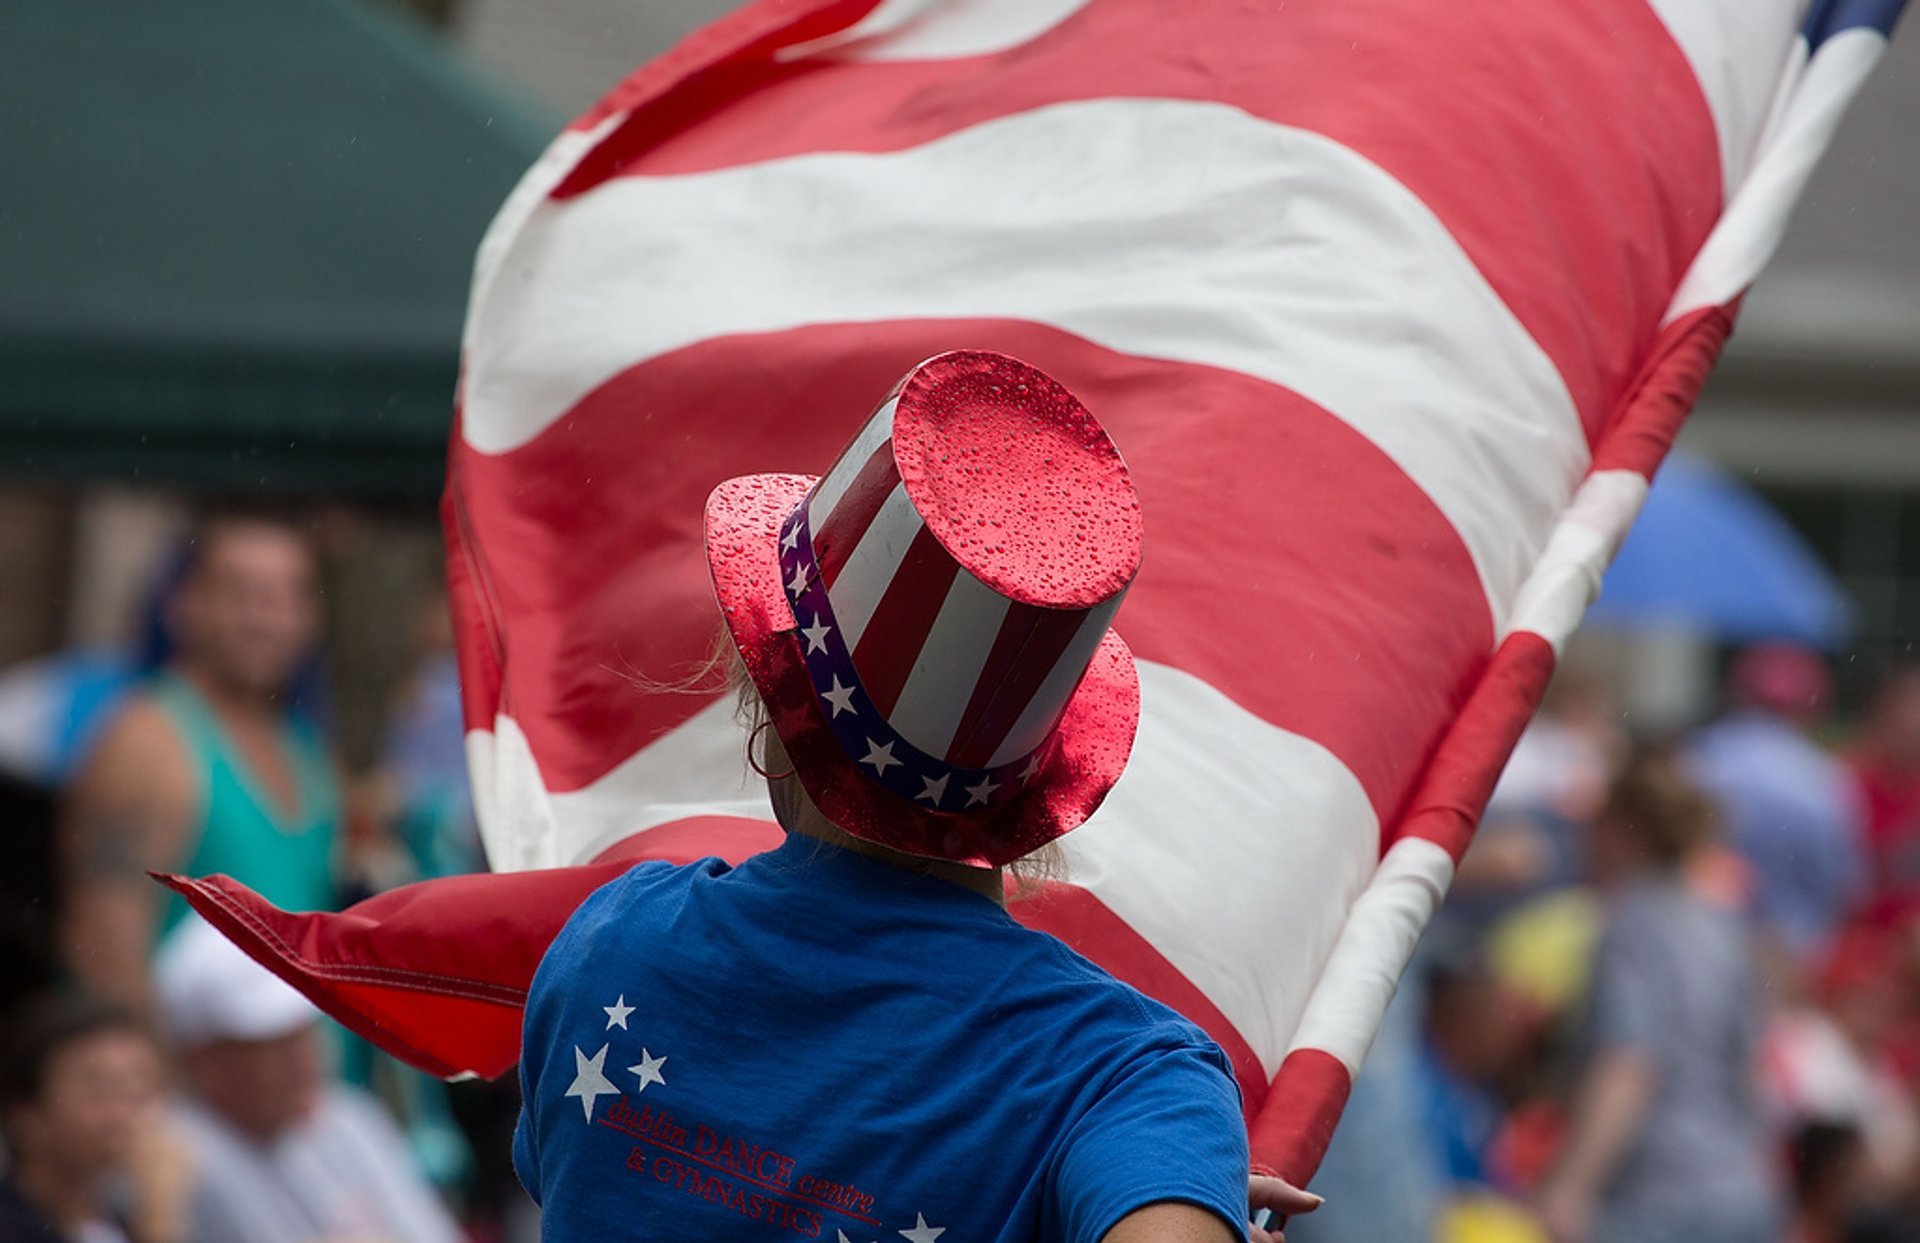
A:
171 0 1905 1182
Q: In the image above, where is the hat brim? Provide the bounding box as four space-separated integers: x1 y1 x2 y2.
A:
704 473 1140 867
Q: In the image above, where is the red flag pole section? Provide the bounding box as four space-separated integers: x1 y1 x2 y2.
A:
1249 1050 1353 1183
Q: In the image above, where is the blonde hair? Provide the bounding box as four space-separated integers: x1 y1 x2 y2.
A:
714 639 1066 886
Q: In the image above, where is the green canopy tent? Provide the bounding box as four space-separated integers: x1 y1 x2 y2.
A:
0 0 554 498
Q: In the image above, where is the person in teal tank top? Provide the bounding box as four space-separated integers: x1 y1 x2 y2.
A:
148 670 339 939
61 508 341 1010
60 508 476 1199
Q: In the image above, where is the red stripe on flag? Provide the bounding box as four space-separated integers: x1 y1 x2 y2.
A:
946 603 1090 770
566 0 880 134
156 816 788 1083
814 440 899 587
157 864 629 1081
849 524 961 716
554 0 1721 441
1013 879 1269 1119
449 319 1491 824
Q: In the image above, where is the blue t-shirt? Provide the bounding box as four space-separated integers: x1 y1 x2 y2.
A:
515 834 1250 1242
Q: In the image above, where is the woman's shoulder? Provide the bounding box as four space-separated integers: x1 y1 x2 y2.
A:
1002 922 1237 1068
531 858 727 984
1014 944 1248 1162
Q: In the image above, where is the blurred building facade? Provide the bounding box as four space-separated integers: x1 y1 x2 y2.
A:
1683 27 1920 695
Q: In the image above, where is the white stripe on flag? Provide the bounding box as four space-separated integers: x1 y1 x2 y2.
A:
831 482 922 651
1665 26 1894 323
1644 0 1803 194
1502 469 1650 651
1284 835 1456 1074
1064 660 1381 1075
462 98 1587 627
463 113 625 366
468 702 775 872
887 567 1014 759
776 0 1091 63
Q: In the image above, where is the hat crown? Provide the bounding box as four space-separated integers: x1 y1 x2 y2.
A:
890 353 1142 608
788 351 1140 793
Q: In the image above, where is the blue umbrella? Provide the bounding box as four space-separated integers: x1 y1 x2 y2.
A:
1587 451 1853 649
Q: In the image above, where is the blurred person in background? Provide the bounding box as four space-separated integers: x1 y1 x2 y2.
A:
357 579 504 1227
1848 667 1920 925
0 993 190 1243
1416 946 1539 1194
1536 750 1781 1243
1485 668 1625 833
368 583 483 884
153 915 461 1243
1789 1121 1873 1243
1418 941 1568 1243
1785 1120 1920 1243
58 507 341 1011
1688 642 1866 968
1776 926 1920 1195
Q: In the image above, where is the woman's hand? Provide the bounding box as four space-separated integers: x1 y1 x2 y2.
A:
1248 1173 1322 1243
1102 1177 1323 1242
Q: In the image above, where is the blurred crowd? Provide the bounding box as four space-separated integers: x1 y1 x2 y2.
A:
0 506 518 1243
3 501 1919 1243
1296 645 1920 1243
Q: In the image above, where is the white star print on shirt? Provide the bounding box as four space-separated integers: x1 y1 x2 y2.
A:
898 1214 945 1243
802 614 834 654
1017 752 1045 782
860 739 900 775
781 523 801 553
564 1044 618 1122
787 564 810 597
627 1048 668 1094
821 676 858 718
603 996 634 1030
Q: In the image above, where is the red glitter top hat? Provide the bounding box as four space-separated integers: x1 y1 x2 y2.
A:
703 350 1143 866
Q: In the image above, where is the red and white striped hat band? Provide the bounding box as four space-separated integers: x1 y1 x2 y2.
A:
777 351 1141 810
